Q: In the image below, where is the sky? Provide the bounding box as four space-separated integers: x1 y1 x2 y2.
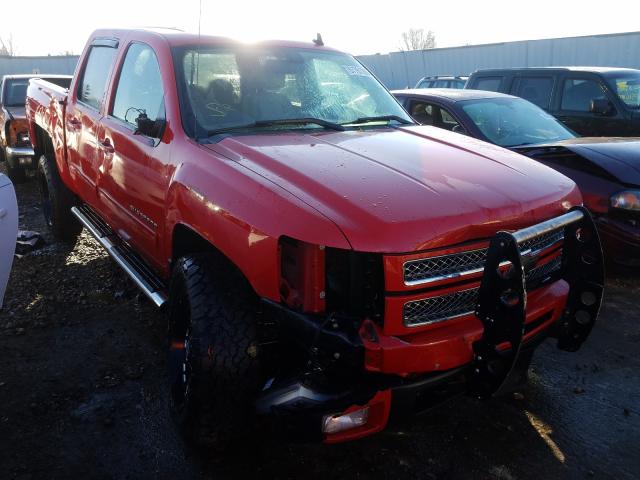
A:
4 0 640 56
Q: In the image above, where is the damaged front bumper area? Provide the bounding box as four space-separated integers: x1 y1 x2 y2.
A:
257 207 604 443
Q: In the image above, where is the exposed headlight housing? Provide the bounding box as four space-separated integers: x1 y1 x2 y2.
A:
610 190 640 211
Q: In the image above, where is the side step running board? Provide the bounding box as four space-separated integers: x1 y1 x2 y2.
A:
71 205 168 308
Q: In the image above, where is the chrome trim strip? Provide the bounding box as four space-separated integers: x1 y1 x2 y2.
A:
5 146 35 158
511 210 583 244
71 206 167 308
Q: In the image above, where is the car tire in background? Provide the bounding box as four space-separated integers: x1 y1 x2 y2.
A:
167 253 264 452
37 154 81 244
1 148 27 184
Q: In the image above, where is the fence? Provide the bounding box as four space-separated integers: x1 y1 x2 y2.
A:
356 31 640 90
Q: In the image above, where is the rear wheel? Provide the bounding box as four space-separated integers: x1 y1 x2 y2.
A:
37 154 81 244
168 254 264 451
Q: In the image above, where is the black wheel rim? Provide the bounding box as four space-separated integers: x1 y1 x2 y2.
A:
168 291 192 414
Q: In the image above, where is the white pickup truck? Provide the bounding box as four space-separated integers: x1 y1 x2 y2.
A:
0 173 17 308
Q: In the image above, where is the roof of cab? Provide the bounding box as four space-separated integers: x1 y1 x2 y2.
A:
392 88 518 102
89 28 342 52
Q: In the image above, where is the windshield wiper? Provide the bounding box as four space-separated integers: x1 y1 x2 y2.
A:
254 118 345 131
205 118 344 137
343 115 414 126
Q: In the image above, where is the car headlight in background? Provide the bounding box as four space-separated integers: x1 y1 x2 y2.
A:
610 190 640 211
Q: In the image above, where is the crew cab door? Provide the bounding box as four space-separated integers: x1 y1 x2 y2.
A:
96 42 169 265
65 40 119 205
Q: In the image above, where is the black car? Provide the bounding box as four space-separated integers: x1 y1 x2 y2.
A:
393 88 640 267
465 67 640 137
415 75 467 89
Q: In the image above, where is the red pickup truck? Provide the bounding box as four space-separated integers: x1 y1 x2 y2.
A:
26 28 604 448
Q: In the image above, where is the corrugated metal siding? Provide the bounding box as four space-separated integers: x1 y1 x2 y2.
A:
357 31 640 89
0 55 79 78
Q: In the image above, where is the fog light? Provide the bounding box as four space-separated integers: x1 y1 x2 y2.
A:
322 407 369 434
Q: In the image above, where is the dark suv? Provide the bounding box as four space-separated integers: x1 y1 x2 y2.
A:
466 67 640 137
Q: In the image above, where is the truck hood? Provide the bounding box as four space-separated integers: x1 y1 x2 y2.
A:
520 138 640 186
207 126 580 253
4 106 26 120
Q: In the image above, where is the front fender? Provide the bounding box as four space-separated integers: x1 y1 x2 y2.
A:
164 153 351 300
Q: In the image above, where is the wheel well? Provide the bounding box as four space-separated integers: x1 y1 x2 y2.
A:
171 224 251 289
33 125 54 157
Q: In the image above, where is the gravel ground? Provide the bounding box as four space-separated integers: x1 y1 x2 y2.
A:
0 168 639 480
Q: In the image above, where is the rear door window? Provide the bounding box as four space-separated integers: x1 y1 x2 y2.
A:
513 76 554 109
77 46 118 110
560 78 605 111
473 76 502 92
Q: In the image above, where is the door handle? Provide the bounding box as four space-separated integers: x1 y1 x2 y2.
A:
99 138 115 154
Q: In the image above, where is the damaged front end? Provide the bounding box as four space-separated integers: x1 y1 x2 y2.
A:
257 208 604 443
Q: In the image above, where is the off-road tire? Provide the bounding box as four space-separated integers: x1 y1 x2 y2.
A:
37 154 81 244
168 254 263 451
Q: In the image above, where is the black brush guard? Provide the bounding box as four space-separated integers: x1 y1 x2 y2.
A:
470 206 604 398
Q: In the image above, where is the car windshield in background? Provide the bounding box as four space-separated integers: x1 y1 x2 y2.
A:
460 97 575 147
604 72 640 108
172 46 412 138
4 80 29 107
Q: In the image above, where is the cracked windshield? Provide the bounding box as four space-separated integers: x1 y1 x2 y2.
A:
174 46 411 136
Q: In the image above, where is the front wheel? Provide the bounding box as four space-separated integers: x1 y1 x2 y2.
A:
37 154 81 244
168 254 264 451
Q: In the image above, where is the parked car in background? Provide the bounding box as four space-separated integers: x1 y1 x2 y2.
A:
465 67 640 137
0 75 72 183
394 88 640 267
415 75 467 89
0 173 18 309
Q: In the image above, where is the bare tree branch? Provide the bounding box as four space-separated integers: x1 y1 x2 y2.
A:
399 28 436 51
0 34 16 56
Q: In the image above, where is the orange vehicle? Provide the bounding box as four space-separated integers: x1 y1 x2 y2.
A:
0 74 71 182
26 28 604 447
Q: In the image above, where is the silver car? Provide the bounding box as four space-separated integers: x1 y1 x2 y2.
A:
0 173 17 308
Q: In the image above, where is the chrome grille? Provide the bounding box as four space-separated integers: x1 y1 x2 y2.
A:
403 256 563 327
403 227 564 285
404 249 487 285
519 229 564 255
526 255 562 285
404 288 479 327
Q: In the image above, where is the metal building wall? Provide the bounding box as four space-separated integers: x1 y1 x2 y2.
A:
0 55 79 78
357 31 640 89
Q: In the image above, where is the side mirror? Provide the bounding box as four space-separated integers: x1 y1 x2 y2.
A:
590 98 615 116
135 112 164 138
